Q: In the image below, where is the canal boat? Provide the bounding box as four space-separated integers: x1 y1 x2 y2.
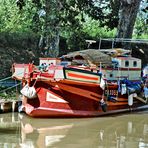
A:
12 48 148 117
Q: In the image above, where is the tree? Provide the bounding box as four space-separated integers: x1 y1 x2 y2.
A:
83 0 142 39
135 0 148 37
34 0 95 57
14 0 120 56
13 0 144 56
43 0 61 57
116 0 142 38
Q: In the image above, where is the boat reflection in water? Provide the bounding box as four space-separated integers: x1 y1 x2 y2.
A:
19 112 148 148
20 115 74 147
0 112 147 148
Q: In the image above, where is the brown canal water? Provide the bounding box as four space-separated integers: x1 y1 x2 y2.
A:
0 112 147 148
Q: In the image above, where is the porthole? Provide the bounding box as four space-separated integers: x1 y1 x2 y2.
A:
133 61 137 67
125 61 129 67
110 73 113 77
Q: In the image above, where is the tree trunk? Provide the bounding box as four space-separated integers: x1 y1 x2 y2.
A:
44 0 60 57
116 0 142 39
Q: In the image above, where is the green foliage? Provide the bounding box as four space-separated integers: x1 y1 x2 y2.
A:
134 20 148 39
84 0 120 29
82 17 116 39
0 0 36 33
0 0 146 50
134 0 148 39
0 31 38 49
66 30 88 51
0 86 19 101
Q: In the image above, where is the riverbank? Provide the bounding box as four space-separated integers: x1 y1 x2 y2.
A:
0 100 21 113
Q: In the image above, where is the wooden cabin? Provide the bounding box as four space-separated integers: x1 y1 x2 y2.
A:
102 56 142 81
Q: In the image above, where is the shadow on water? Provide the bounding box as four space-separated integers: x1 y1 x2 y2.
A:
0 111 147 148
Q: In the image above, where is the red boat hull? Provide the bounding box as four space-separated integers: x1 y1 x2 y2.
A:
23 79 147 118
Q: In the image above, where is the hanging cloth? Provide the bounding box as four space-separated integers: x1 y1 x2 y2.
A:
20 84 37 99
121 84 127 95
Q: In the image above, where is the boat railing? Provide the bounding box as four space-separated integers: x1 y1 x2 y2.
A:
86 38 148 53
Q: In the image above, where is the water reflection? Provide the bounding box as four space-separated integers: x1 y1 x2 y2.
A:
0 113 21 148
0 112 147 148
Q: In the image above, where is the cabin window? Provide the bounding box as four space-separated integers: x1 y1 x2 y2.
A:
110 73 113 77
133 61 137 67
125 61 129 67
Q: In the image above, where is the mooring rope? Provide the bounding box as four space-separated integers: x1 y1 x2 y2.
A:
0 82 22 93
0 69 25 83
0 76 12 82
